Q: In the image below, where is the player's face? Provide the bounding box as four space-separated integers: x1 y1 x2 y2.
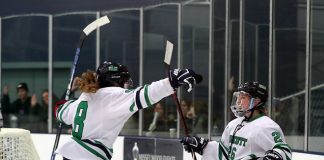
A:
235 92 252 110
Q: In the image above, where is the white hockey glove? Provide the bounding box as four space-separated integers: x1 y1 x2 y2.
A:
180 136 208 155
263 150 283 160
169 69 202 92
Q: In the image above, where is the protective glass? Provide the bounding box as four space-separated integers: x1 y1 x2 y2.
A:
230 91 255 117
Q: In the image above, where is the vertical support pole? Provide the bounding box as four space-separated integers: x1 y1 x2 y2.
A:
239 0 245 83
208 0 214 139
268 0 275 117
305 0 312 152
48 15 53 133
96 12 100 68
139 7 144 136
177 3 182 138
224 0 231 126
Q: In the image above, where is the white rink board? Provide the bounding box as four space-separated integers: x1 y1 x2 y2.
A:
30 134 124 160
31 134 324 160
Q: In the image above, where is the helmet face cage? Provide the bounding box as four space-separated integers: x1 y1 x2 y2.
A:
96 61 131 88
230 91 255 117
230 81 268 118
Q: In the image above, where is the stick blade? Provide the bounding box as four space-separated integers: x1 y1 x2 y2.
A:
83 16 110 35
164 40 174 65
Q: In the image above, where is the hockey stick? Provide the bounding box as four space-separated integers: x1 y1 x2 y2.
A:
50 16 110 160
164 40 197 160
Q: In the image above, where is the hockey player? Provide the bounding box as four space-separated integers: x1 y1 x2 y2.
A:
180 82 292 160
55 61 202 160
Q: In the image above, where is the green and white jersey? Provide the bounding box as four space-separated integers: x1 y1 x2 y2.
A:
55 78 174 160
202 115 292 160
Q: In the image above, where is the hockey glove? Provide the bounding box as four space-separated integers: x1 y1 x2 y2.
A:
180 136 208 155
169 69 202 92
263 150 283 160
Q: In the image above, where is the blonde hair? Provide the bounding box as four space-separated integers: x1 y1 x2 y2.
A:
77 70 99 93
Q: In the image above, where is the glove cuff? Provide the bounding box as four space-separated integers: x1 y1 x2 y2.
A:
169 70 180 89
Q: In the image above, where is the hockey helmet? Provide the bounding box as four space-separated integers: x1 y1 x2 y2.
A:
237 81 268 103
96 61 131 88
230 81 268 117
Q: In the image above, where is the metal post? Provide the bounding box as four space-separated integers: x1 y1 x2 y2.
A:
268 0 275 117
177 3 182 138
224 0 231 126
304 0 312 152
239 0 245 83
208 0 214 139
48 15 53 133
96 12 100 68
139 8 144 136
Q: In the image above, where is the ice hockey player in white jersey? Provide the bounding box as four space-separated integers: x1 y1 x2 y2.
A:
180 82 292 160
55 61 202 160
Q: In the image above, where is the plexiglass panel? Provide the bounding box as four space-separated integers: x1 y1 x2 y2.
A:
143 5 178 138
310 0 324 152
100 10 140 136
243 0 269 84
182 2 210 137
228 0 240 122
212 0 226 138
52 14 97 133
1 16 49 133
273 0 306 150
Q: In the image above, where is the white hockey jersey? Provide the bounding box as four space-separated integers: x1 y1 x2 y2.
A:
55 78 174 160
202 115 292 160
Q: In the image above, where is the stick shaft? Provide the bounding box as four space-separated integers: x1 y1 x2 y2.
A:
166 64 197 160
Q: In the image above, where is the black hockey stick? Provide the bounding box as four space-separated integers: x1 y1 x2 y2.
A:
50 16 110 160
163 40 197 160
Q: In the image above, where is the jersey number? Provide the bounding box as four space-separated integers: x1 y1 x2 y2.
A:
229 146 237 160
272 131 283 143
72 101 88 139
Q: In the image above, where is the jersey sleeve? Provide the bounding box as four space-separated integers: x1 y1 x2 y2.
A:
202 124 231 160
56 100 76 125
254 126 292 160
202 140 231 160
132 78 174 111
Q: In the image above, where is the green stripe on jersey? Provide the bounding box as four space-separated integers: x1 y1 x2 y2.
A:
247 154 258 160
219 141 229 152
129 102 135 112
125 89 135 93
273 143 292 151
58 100 75 122
72 137 108 160
144 85 152 107
218 144 223 160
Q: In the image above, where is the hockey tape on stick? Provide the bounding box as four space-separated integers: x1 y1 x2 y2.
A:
164 40 173 66
83 16 110 36
51 16 110 160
